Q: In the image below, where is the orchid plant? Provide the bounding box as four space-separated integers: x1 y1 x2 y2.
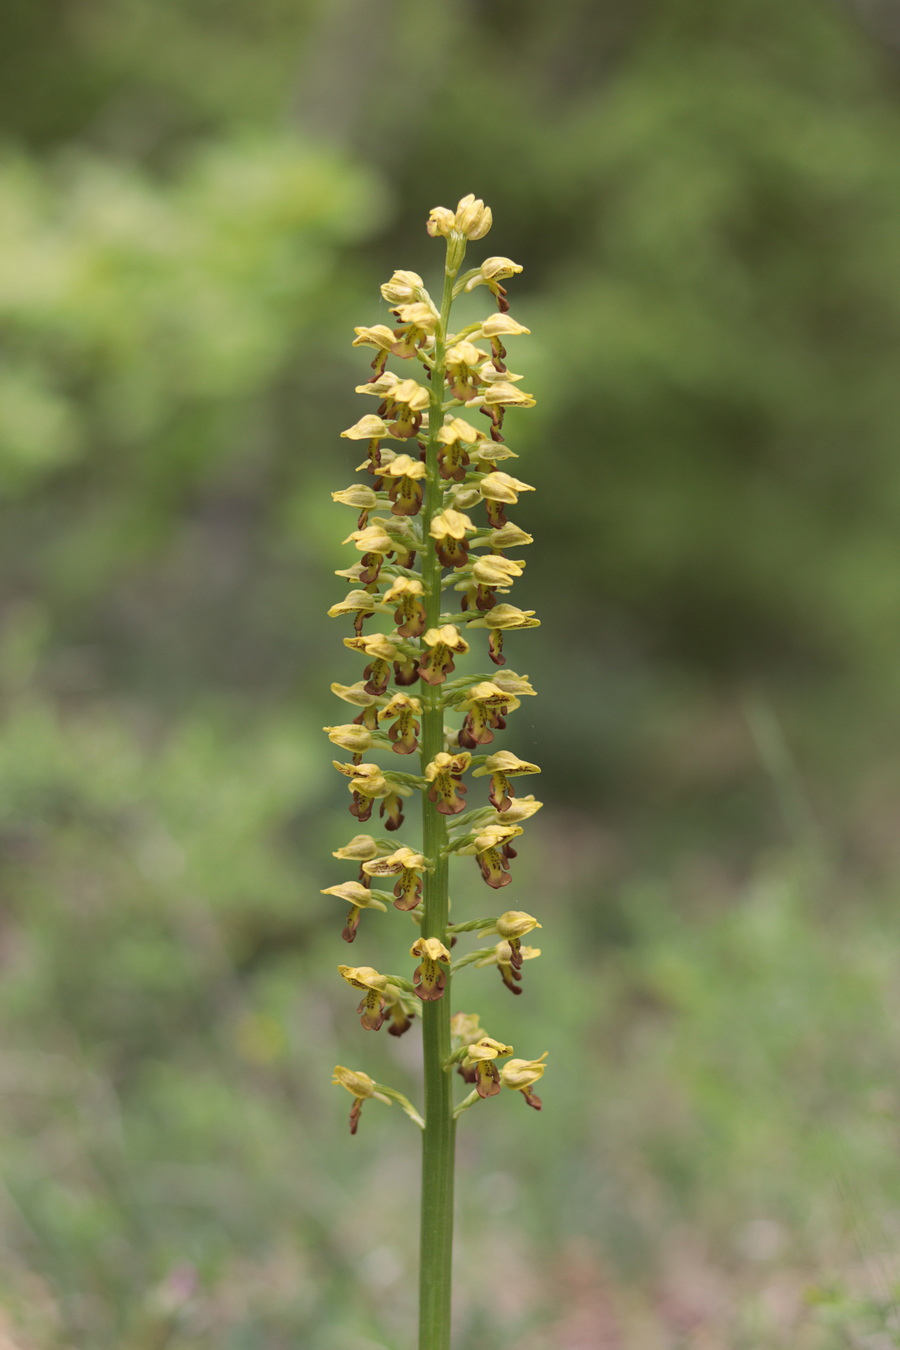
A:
324 195 546 1350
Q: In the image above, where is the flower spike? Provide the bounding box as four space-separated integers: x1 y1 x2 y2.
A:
324 196 545 1340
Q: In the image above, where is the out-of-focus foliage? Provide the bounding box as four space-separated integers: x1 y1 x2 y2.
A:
5 0 900 808
0 132 384 699
5 0 900 1344
0 139 380 493
3 654 900 1346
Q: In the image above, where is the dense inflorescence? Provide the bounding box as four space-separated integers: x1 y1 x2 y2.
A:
325 195 547 1137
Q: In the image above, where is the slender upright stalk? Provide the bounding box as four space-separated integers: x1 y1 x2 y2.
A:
417 261 460 1350
326 195 546 1350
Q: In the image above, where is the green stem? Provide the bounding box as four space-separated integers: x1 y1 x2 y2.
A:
417 248 462 1350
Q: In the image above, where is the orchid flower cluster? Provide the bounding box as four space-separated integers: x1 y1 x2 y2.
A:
323 196 547 1175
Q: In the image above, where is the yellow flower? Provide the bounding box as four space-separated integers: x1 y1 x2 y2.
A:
419 624 469 686
343 632 399 698
331 1066 424 1134
486 523 534 550
475 361 525 387
499 1053 547 1109
471 915 542 993
465 1035 514 1060
340 413 390 440
456 680 521 749
381 453 428 517
331 484 378 511
392 300 439 331
437 417 481 444
470 440 520 467
472 750 541 810
326 591 388 639
424 750 472 816
425 206 456 238
475 314 530 340
338 965 412 1036
492 910 542 939
323 723 374 755
328 590 381 616
383 576 426 638
476 382 536 409
450 1012 485 1045
352 515 419 574
457 555 525 627
463 256 523 313
469 382 536 445
332 760 391 797
389 301 439 359
427 195 492 241
469 603 540 631
478 471 535 504
432 417 478 481
497 794 543 825
332 1064 390 1098
470 466 535 528
455 822 523 889
380 690 422 755
429 508 475 569
464 1036 514 1098
332 1065 392 1135
352 324 396 350
410 937 452 1001
355 370 401 397
445 340 488 401
331 834 390 862
467 256 523 285
492 669 537 697
470 554 525 587
363 845 429 911
383 377 431 439
342 519 399 556
363 844 427 873
351 324 396 376
474 940 541 995
466 605 540 667
448 1012 488 1085
338 964 389 992
383 575 424 602
332 759 397 825
322 880 387 909
343 632 399 658
330 681 381 731
322 879 388 944
454 194 493 240
381 270 425 305
381 452 426 478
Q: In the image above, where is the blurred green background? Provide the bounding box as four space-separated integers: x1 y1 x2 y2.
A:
4 0 900 1345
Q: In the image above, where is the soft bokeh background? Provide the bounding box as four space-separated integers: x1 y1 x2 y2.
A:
4 1 900 1345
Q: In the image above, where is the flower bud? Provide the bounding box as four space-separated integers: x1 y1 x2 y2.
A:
494 910 541 939
454 194 492 240
341 414 390 441
381 270 425 305
426 206 456 238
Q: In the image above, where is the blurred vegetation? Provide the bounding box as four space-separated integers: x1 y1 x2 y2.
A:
4 0 900 1345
